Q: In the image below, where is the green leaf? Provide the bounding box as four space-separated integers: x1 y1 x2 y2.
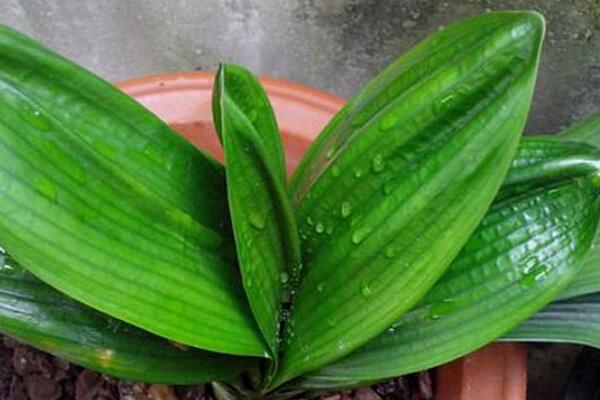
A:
554 111 600 300
212 64 301 355
0 253 256 384
295 175 599 390
504 292 600 349
560 243 600 300
499 136 600 195
275 11 544 385
562 111 600 147
0 25 266 357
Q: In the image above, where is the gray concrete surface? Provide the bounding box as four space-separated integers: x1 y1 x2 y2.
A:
2 0 600 134
0 0 597 399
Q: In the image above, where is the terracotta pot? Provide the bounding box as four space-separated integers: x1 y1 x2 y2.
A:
116 72 527 400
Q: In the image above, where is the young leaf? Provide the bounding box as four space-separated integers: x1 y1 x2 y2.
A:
0 25 266 356
0 253 256 384
276 11 544 384
504 292 600 349
296 176 599 389
212 64 301 355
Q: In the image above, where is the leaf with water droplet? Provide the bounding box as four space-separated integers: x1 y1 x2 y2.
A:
371 154 385 173
351 226 371 245
248 211 266 230
384 247 396 259
0 254 254 383
0 25 263 358
279 11 545 387
379 113 398 131
300 174 599 389
360 282 373 298
213 64 301 357
340 201 352 219
315 223 325 234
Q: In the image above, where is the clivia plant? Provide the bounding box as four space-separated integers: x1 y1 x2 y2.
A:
1 9 600 399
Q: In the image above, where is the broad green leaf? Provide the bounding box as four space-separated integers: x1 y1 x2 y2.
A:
500 136 600 194
212 64 301 355
560 246 600 300
296 175 599 389
504 292 600 348
275 11 544 385
0 25 266 356
0 252 255 384
555 111 600 300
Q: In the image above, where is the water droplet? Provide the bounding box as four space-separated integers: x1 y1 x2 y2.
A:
384 247 396 259
379 113 398 131
293 261 303 274
315 222 325 234
337 340 347 351
0 248 14 275
247 279 253 288
34 177 56 202
97 349 115 368
341 201 352 218
280 272 289 284
372 154 385 173
432 93 456 115
306 216 315 226
361 282 373 297
331 165 341 177
352 226 371 244
247 109 258 122
326 226 334 235
248 212 265 230
325 148 335 159
22 107 52 131
354 169 363 178
383 181 395 195
428 298 457 320
520 261 550 287
281 289 291 303
0 262 15 275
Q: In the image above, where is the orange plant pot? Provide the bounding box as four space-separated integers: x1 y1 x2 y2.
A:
117 72 527 400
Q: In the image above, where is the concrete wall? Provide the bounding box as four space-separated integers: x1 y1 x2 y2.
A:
1 0 599 133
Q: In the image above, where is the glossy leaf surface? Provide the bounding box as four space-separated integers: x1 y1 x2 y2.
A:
212 64 300 355
0 25 266 356
505 292 600 349
556 111 600 300
298 176 599 389
276 11 544 384
0 253 255 384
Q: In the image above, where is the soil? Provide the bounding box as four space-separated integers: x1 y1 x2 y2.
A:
0 336 433 400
